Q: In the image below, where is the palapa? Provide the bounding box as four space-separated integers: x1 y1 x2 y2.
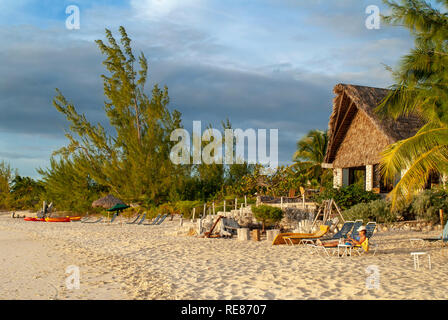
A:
92 195 126 209
324 83 424 168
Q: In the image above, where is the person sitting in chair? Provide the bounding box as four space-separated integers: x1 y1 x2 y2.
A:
345 226 369 251
316 226 369 252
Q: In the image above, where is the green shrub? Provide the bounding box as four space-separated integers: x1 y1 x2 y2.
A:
409 189 448 223
314 184 381 210
174 201 202 218
343 199 396 223
252 205 284 231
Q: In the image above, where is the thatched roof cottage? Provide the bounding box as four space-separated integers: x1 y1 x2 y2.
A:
321 84 425 193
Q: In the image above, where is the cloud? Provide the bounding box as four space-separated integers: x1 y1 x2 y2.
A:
0 0 417 177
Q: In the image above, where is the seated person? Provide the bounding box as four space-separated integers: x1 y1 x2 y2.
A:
316 226 369 252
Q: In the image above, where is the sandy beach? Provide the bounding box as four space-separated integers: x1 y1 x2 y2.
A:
0 213 447 300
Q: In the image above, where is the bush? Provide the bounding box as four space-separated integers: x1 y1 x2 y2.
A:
174 201 202 218
314 184 381 210
157 203 177 216
343 199 396 223
252 205 284 231
409 189 448 224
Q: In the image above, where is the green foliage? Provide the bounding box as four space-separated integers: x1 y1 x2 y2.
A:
378 0 448 208
409 189 448 223
10 176 45 210
0 161 14 210
50 26 184 206
252 205 284 231
174 200 202 218
315 185 381 211
37 158 106 213
343 199 396 223
293 129 332 186
157 203 177 216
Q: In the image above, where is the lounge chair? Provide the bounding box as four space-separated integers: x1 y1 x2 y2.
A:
352 222 378 256
108 212 118 223
137 212 147 225
143 214 161 226
281 225 330 246
154 214 168 225
272 225 330 246
420 220 448 243
350 220 364 238
126 213 141 225
82 217 103 224
313 222 378 257
320 221 355 242
80 215 90 222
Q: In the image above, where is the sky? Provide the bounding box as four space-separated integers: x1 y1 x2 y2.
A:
0 0 417 178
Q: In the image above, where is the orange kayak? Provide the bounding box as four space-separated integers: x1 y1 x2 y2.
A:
45 217 71 222
69 216 81 221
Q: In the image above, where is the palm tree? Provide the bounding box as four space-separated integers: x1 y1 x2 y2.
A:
292 129 330 185
378 0 448 208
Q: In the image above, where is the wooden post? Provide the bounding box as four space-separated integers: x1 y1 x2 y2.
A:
198 218 203 235
281 197 283 209
235 198 237 210
244 195 247 207
192 207 196 221
440 209 444 226
212 202 215 215
252 229 260 241
203 203 206 217
224 200 226 213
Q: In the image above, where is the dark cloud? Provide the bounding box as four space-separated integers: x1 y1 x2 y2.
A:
0 0 417 176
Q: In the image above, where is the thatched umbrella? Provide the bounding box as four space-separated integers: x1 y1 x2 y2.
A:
92 195 126 210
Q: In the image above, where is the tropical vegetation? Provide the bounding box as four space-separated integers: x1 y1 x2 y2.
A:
378 0 448 209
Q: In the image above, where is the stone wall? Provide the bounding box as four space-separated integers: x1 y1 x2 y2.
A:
377 220 440 232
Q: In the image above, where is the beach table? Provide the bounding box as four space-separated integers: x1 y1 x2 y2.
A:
411 252 431 270
337 244 352 257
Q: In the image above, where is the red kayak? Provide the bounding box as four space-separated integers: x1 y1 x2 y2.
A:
24 217 45 222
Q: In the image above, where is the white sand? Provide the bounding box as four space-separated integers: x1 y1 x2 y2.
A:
0 213 447 300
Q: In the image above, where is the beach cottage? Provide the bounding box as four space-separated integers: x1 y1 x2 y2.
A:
321 84 427 194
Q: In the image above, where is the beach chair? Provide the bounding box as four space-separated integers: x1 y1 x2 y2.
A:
126 213 141 225
137 212 147 225
155 214 168 225
108 212 119 223
350 220 364 238
320 221 355 242
144 214 161 226
351 222 378 256
80 215 91 222
282 225 330 246
82 217 103 224
306 221 355 257
420 220 448 243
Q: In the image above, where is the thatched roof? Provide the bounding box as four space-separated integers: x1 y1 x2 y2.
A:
324 84 424 167
92 195 126 209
